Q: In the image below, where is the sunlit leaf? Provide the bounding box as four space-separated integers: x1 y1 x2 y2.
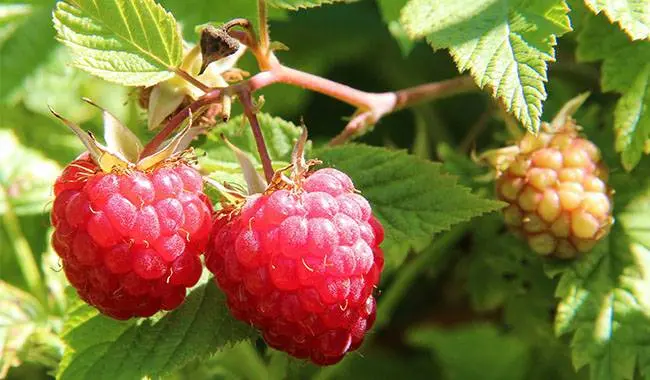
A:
53 0 184 86
577 15 650 171
584 0 650 40
401 0 572 133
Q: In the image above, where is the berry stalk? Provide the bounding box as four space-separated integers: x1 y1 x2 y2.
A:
238 89 275 183
270 65 396 112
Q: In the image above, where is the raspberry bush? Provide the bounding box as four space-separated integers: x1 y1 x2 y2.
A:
1 0 649 379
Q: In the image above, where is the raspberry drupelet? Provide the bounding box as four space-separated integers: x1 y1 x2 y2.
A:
496 120 612 259
205 168 384 365
51 155 212 319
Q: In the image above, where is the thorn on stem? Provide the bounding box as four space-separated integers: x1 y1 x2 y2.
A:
239 89 274 183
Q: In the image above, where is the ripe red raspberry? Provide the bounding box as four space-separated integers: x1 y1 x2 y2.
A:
496 122 612 259
205 168 384 365
51 155 212 319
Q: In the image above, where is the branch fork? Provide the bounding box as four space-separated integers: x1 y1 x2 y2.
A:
142 10 479 178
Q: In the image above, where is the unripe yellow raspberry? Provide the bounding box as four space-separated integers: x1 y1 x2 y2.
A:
495 120 613 259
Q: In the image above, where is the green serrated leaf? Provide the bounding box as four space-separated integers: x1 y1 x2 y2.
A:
315 144 504 271
554 162 650 380
577 15 650 171
52 0 184 86
584 0 650 40
167 341 269 380
401 0 572 134
613 65 650 171
57 275 256 380
268 0 358 10
0 130 60 215
199 113 308 192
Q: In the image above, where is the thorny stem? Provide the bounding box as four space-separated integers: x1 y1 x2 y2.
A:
239 89 275 183
227 14 275 71
329 75 477 145
143 64 476 156
393 75 477 111
274 65 396 110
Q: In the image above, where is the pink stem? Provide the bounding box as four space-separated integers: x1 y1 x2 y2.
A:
271 66 395 111
393 76 476 111
143 64 477 156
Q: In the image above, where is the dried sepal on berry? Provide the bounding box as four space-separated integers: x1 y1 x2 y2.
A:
221 134 267 195
490 94 613 259
85 98 144 163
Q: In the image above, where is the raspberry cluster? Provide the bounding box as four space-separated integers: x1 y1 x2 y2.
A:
51 156 212 319
205 168 384 365
496 125 612 258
